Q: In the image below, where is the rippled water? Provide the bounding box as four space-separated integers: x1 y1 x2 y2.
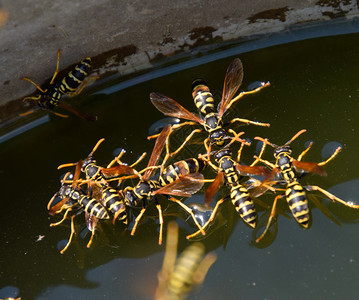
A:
1 24 359 300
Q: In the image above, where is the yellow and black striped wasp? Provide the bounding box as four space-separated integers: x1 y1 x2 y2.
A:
57 138 144 225
252 129 359 242
21 49 97 121
149 58 270 157
186 132 272 239
47 162 109 253
103 125 207 244
156 222 217 300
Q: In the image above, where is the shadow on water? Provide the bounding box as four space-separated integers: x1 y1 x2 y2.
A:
1 19 359 300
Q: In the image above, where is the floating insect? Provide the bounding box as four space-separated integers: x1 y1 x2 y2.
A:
149 58 270 157
21 49 97 121
107 125 206 244
57 138 143 225
186 132 272 239
48 165 109 253
156 222 217 300
253 129 359 242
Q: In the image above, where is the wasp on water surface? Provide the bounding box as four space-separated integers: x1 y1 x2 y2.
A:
47 163 109 253
149 58 270 158
156 222 217 300
21 49 97 121
252 129 359 242
103 125 206 244
58 138 144 225
187 131 273 239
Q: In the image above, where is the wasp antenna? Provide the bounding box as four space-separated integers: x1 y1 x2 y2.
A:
88 138 105 157
285 129 307 146
254 136 278 148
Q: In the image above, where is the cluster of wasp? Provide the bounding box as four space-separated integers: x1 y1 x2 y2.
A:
23 52 359 256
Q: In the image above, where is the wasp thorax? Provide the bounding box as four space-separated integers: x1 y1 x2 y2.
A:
204 113 223 131
209 128 227 145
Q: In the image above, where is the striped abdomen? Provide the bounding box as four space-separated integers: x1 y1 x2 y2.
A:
192 79 215 116
59 58 91 94
285 181 309 228
78 195 109 219
101 186 127 224
159 158 206 186
230 183 257 228
168 242 205 298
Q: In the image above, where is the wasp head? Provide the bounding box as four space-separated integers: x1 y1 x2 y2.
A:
274 145 292 158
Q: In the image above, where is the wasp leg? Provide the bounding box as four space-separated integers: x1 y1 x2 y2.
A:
50 207 72 226
50 49 61 85
186 197 226 240
251 139 269 167
147 121 197 140
52 111 69 118
226 81 271 111
228 117 270 128
192 253 217 285
131 207 147 236
60 214 76 254
21 78 47 94
168 197 205 236
256 194 283 243
156 202 164 245
170 128 203 157
304 185 359 209
67 75 99 97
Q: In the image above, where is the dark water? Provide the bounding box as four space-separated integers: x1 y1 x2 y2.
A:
1 28 359 300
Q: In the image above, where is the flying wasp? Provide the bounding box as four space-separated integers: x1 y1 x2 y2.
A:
149 58 270 157
21 49 97 121
253 129 359 242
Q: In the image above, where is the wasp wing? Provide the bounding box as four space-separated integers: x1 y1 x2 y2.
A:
235 164 272 178
152 173 204 197
218 58 243 116
292 160 327 176
150 92 203 124
204 172 224 206
101 164 135 178
58 102 97 121
143 124 172 180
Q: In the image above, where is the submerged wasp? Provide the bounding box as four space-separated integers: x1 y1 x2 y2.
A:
47 163 109 253
156 222 217 300
21 49 97 121
149 58 270 157
253 129 359 242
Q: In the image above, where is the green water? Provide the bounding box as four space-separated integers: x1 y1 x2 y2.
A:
1 30 359 300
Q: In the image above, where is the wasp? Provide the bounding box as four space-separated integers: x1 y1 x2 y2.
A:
47 164 109 253
105 125 206 244
21 49 97 121
149 58 270 157
186 132 272 239
58 138 143 225
156 222 217 300
253 129 359 242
